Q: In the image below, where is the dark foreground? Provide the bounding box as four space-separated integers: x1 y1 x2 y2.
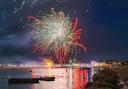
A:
85 64 128 89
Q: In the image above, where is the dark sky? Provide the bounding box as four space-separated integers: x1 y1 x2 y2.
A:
0 0 128 63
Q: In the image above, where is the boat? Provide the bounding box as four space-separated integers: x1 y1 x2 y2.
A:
8 77 55 84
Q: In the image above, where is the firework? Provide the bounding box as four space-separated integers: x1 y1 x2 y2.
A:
27 9 86 64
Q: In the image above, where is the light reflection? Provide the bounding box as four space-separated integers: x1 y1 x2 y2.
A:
32 67 88 89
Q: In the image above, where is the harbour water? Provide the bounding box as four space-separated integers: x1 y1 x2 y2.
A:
0 68 32 89
0 67 89 89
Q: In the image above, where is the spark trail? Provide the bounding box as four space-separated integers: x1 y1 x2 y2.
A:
27 9 86 64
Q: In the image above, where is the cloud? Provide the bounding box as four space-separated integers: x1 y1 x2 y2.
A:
29 0 51 7
0 55 35 64
0 11 10 33
0 33 32 47
29 0 73 7
0 31 33 62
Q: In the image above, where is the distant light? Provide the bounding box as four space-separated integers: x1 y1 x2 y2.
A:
47 62 52 67
43 58 54 67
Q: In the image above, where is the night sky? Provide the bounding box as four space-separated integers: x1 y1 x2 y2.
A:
0 0 128 63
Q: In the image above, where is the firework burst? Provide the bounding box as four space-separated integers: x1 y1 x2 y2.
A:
27 9 86 64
